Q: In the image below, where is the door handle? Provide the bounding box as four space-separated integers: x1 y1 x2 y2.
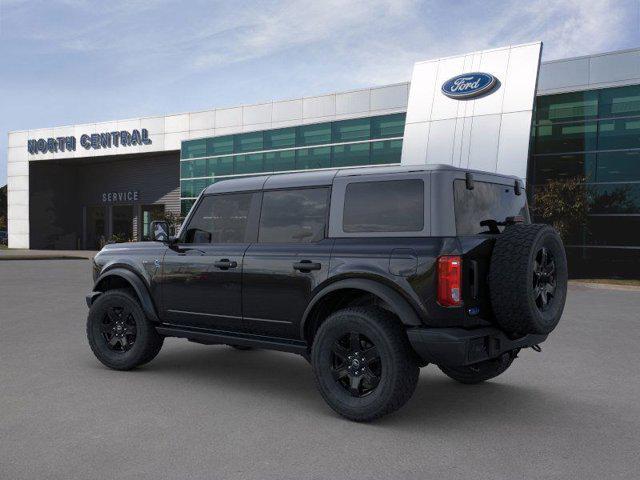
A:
293 260 321 272
214 259 238 270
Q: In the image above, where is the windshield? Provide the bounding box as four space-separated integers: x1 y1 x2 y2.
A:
453 179 530 235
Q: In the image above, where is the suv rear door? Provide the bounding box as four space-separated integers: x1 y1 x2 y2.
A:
241 185 333 339
160 192 261 331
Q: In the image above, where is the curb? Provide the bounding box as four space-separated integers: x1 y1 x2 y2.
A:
0 255 92 261
569 280 640 292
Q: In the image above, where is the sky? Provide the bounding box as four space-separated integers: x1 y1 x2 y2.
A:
1 0 639 186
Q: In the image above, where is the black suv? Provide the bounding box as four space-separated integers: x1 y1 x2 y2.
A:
86 165 567 421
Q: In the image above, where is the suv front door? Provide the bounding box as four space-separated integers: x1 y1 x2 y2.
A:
242 187 333 339
160 192 260 331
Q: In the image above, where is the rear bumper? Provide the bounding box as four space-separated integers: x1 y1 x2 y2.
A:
407 326 547 367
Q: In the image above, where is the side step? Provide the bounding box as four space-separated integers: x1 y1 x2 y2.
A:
156 324 309 356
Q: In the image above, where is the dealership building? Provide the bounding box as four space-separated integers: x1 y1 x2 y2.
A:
6 45 640 272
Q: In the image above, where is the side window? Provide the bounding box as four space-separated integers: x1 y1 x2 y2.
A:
183 193 253 244
343 179 424 233
259 188 329 243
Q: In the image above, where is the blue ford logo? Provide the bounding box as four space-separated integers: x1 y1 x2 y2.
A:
441 72 497 99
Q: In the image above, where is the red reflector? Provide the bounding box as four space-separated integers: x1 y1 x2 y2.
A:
437 256 462 307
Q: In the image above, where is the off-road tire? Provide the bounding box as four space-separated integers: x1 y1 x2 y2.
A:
311 306 419 422
488 223 568 335
87 289 164 370
439 350 518 385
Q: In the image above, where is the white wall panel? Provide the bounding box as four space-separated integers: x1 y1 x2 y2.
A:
405 66 437 124
430 56 467 121
472 49 510 116
116 119 141 132
164 132 183 151
336 90 370 115
496 110 534 179
8 146 27 163
400 122 430 165
242 103 272 125
215 107 243 128
538 58 589 92
8 233 29 249
8 218 29 235
7 161 28 177
164 114 189 133
502 43 541 112
188 129 215 140
189 111 215 131
140 116 165 134
9 131 28 147
303 95 335 118
467 114 502 171
272 99 303 122
214 125 243 136
425 119 456 165
370 84 409 111
589 50 640 85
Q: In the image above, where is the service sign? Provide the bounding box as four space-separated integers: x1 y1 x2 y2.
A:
27 129 152 155
441 72 497 99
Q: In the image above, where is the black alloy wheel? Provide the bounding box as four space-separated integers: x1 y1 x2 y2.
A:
87 289 164 370
311 306 419 422
101 305 137 352
331 332 381 397
533 247 556 312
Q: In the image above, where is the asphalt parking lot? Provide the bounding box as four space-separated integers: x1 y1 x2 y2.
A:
1 260 640 479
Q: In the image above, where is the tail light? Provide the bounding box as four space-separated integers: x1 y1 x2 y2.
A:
437 256 462 307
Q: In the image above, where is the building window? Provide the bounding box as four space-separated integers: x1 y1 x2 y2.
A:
296 123 332 146
296 147 331 170
264 128 296 149
529 85 640 265
332 143 370 167
332 118 370 142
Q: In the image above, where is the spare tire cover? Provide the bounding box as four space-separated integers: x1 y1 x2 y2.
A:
488 223 568 335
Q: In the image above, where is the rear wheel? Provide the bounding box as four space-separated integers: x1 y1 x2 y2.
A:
311 307 419 422
439 350 518 385
86 289 163 370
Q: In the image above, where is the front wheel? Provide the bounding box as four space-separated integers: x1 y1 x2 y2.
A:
311 307 419 422
438 350 518 385
86 289 164 370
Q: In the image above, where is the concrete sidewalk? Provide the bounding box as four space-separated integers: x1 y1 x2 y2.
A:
0 249 96 260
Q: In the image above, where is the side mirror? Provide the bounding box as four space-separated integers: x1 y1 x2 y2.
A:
150 220 170 242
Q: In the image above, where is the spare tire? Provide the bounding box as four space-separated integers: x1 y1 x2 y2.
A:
488 223 567 335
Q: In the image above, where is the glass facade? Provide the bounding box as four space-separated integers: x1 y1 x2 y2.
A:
180 113 405 214
529 84 640 270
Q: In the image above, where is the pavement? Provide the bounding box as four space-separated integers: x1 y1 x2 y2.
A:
1 259 640 480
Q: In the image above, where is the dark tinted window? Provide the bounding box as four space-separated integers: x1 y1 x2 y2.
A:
343 179 424 233
183 193 253 244
454 180 530 235
259 188 329 243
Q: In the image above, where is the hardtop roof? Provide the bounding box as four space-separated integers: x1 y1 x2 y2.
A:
202 164 520 195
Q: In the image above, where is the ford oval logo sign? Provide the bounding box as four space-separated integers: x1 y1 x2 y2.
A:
441 72 497 99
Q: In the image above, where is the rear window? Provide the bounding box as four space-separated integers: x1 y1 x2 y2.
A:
343 179 424 233
454 180 530 235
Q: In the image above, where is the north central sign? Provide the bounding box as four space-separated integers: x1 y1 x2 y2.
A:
27 128 152 155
